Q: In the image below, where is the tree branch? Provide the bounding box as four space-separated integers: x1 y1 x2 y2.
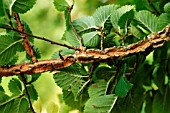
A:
68 5 84 49
0 24 170 76
20 74 35 113
13 12 37 62
0 26 80 51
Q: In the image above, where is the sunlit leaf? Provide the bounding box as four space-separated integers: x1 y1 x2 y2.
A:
164 2 170 13
134 10 158 32
115 76 133 97
111 5 134 32
157 13 170 31
82 31 100 47
53 0 69 12
93 5 119 27
0 35 23 66
73 16 97 33
84 94 117 113
62 29 80 47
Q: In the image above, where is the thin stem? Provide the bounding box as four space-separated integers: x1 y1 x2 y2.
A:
20 74 35 113
98 27 105 51
0 26 80 51
88 63 95 79
68 5 84 49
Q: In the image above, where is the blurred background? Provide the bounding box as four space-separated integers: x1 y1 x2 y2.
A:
2 0 116 113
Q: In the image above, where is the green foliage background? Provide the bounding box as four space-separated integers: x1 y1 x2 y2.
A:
0 0 170 113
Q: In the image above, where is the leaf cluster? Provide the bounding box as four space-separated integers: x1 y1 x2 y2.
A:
0 0 170 113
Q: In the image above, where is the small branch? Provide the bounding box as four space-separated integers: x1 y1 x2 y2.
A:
7 12 13 28
0 26 80 51
130 55 139 76
20 74 35 113
88 63 95 79
68 5 84 49
0 24 170 76
98 26 105 51
13 12 37 63
116 32 125 46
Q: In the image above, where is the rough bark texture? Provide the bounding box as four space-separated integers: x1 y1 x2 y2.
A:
0 24 170 76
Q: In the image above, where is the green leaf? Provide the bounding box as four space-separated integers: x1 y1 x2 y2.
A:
0 91 10 105
0 85 4 92
115 76 133 97
164 2 170 13
84 94 118 113
26 85 38 101
0 16 9 27
82 31 100 47
62 29 80 47
53 0 69 12
63 90 82 110
134 10 158 33
111 5 134 32
157 13 170 31
31 74 41 83
2 0 36 14
0 0 5 16
53 63 87 90
12 0 36 14
51 49 75 59
71 79 86 100
88 80 107 98
118 9 134 32
129 24 146 39
0 97 29 113
0 35 23 66
93 5 119 27
152 86 170 113
72 16 97 33
8 78 22 96
95 66 115 80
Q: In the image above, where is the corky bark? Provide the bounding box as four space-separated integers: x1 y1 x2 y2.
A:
0 24 170 76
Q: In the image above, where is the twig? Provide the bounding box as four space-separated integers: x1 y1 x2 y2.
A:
130 55 139 76
0 24 170 76
0 26 80 51
13 12 37 63
98 26 105 51
88 63 95 79
7 12 13 28
20 74 36 113
68 5 84 49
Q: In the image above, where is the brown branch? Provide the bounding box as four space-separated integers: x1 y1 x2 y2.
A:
0 26 80 51
98 26 105 51
20 74 36 113
68 5 84 49
13 12 37 63
0 24 170 76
